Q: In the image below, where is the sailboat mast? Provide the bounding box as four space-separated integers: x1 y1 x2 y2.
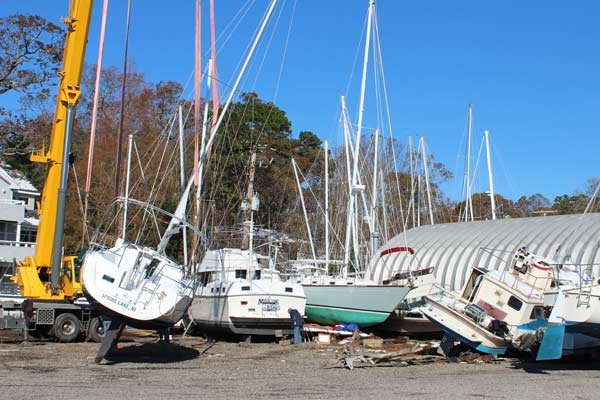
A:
196 60 212 227
209 0 220 130
370 129 379 256
420 136 435 225
292 159 317 263
417 175 421 227
351 0 374 192
114 0 133 199
324 140 330 271
465 104 474 222
344 0 374 276
159 0 280 261
341 97 354 271
485 130 497 220
200 0 279 167
121 134 134 239
408 135 416 229
243 150 257 251
178 105 188 265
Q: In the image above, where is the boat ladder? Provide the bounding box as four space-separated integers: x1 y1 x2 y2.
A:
134 267 164 308
576 286 592 308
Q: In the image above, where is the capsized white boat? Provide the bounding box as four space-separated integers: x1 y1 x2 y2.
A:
188 247 305 336
421 248 580 359
82 190 196 330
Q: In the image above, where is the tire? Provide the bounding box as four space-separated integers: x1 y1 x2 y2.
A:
87 317 105 343
53 313 81 342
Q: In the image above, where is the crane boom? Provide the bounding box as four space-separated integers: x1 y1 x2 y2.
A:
17 0 94 299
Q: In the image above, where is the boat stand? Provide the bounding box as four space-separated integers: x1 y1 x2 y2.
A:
94 316 124 364
438 335 461 357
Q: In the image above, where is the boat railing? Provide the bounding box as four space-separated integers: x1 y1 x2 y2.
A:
498 266 549 299
426 284 460 307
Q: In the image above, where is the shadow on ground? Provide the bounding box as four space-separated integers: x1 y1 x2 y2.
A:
510 354 600 374
104 342 200 364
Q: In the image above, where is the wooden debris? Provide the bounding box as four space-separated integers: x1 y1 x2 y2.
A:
457 351 498 364
326 341 444 370
362 338 384 349
317 334 331 345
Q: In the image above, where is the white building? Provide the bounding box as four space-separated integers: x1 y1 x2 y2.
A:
0 162 40 267
367 213 600 291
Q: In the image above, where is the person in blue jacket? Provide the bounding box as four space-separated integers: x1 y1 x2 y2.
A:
288 308 304 344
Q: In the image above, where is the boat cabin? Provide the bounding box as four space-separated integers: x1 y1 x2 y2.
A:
196 248 280 287
458 250 559 329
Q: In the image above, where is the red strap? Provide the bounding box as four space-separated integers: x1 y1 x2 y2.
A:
380 246 415 257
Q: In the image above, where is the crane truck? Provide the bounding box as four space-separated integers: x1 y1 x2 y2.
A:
0 0 103 342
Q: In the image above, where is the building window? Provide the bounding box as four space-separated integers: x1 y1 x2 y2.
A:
20 228 37 243
0 221 17 241
12 194 28 204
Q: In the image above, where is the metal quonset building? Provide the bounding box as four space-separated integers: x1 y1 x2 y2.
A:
366 213 600 291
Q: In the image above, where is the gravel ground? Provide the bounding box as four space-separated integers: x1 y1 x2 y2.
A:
1 331 600 400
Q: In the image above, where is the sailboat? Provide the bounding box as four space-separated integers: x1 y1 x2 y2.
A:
82 102 201 332
81 193 196 330
297 271 410 328
290 0 414 329
188 152 306 337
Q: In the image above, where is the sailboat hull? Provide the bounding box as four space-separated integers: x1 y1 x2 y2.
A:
302 285 410 328
190 281 306 336
555 286 600 338
81 242 194 330
86 290 192 330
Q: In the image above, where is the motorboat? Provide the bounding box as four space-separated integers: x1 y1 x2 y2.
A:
421 248 580 359
188 247 305 336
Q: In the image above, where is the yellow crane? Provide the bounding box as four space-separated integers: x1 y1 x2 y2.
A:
3 0 101 342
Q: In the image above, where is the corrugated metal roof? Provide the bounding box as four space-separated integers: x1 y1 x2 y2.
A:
366 213 600 291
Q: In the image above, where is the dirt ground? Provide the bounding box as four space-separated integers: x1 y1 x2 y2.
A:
1 330 600 400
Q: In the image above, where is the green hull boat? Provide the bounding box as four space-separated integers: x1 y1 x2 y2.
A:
302 285 410 328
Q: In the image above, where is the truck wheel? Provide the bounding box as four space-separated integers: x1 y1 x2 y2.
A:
87 317 105 343
54 313 81 342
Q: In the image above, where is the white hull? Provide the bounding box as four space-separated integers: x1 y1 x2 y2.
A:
422 295 509 354
550 285 600 338
82 242 194 329
190 279 306 336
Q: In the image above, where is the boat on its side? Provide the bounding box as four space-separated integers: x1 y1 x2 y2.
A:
82 239 194 330
189 248 306 336
421 248 579 359
82 198 196 330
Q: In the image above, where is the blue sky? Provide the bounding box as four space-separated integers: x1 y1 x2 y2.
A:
3 0 599 202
